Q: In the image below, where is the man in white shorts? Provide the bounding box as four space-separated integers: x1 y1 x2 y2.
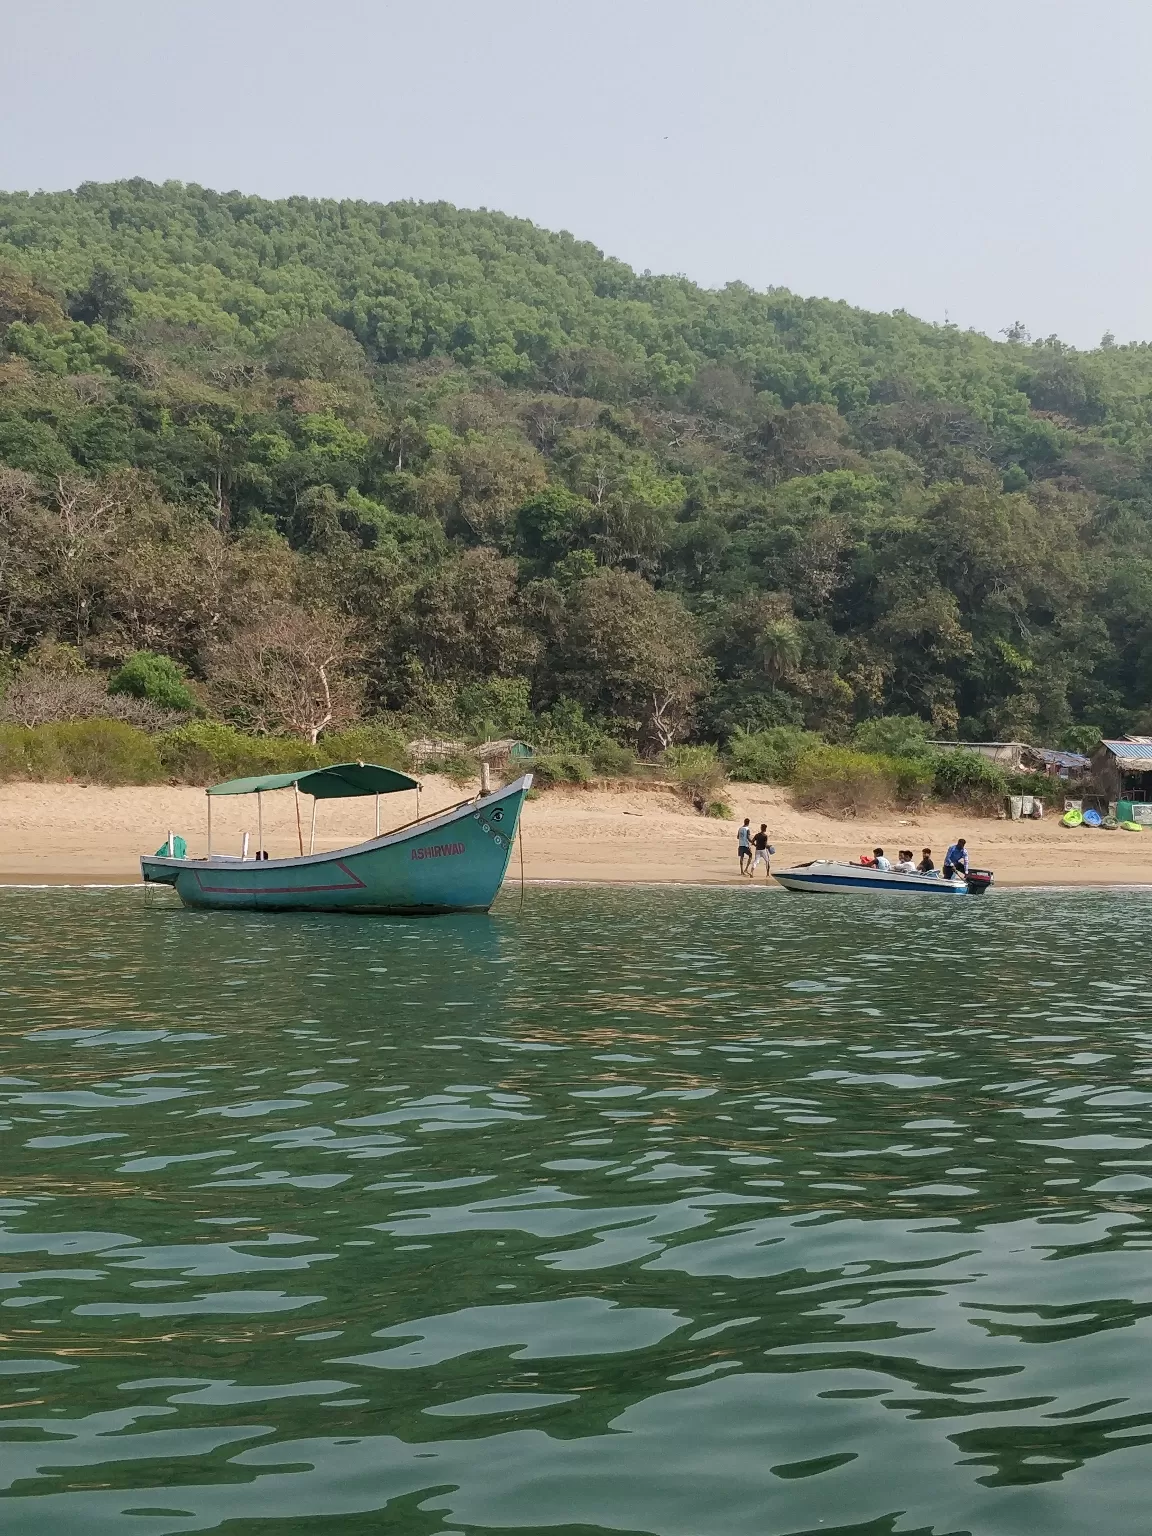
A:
751 824 772 877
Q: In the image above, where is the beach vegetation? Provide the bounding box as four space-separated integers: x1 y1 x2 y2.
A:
663 743 728 813
529 751 595 788
108 651 195 712
725 726 823 783
790 746 900 816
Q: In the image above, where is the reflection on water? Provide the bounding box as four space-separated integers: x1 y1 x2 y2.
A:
3 886 1152 1533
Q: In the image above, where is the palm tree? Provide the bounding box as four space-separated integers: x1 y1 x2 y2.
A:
758 619 803 682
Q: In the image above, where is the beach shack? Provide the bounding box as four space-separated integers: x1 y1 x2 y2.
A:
928 740 1033 770
473 739 535 770
1027 746 1092 781
1093 738 1152 824
927 741 1090 780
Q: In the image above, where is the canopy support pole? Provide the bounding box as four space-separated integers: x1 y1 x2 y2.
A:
309 800 317 855
294 785 304 856
375 793 381 838
206 792 213 859
416 783 420 822
257 790 263 858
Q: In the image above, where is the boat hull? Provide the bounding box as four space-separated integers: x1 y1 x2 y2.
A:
773 861 970 895
140 777 529 914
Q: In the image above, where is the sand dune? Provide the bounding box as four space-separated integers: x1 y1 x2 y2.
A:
0 776 1147 887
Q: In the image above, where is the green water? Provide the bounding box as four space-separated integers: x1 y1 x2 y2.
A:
3 886 1152 1535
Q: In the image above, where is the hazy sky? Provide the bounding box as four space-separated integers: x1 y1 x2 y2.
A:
3 0 1150 349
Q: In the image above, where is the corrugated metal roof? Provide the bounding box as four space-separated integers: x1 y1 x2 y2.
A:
1031 747 1091 769
1101 740 1152 768
928 741 1026 750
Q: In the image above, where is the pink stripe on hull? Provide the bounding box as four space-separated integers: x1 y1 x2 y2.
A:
193 860 368 895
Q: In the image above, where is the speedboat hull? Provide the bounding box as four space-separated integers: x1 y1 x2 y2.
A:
141 777 530 914
773 860 971 895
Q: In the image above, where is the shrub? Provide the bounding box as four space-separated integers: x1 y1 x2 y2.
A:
790 746 897 815
1005 769 1052 797
530 751 594 788
0 717 408 787
588 739 639 776
157 720 319 783
892 755 936 806
726 726 824 783
0 719 164 784
664 744 728 811
932 749 1010 806
706 799 734 819
52 720 165 783
851 715 934 758
436 751 479 786
109 651 196 712
318 723 410 770
0 668 176 729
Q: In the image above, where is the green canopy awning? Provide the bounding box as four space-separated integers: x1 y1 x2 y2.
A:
207 762 419 798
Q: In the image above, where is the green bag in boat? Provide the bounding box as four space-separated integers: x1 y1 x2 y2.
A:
155 835 187 858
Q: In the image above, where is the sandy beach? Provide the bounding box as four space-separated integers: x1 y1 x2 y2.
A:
0 776 1147 887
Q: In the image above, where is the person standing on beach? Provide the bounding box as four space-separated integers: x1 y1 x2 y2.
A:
737 818 752 875
751 824 772 878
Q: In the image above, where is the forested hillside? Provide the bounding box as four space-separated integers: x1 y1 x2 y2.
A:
1 177 1151 756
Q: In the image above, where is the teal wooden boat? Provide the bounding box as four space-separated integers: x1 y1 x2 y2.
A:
140 762 531 914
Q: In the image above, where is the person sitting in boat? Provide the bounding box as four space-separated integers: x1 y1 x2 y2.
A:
871 847 892 871
893 849 916 872
942 838 968 879
917 847 936 874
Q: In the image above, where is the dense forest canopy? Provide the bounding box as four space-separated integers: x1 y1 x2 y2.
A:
1 177 1151 752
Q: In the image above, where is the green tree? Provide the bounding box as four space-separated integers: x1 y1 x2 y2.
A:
548 569 709 750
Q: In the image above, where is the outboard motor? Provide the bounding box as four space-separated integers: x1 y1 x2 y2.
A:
965 868 994 895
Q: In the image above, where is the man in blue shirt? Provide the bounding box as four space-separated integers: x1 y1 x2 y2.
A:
943 838 968 879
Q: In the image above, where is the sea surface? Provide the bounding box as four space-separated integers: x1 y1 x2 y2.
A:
2 884 1152 1535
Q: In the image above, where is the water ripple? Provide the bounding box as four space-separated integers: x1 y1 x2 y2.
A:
3 886 1152 1533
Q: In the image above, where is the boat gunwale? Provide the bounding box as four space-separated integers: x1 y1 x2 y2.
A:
773 859 971 893
141 774 531 874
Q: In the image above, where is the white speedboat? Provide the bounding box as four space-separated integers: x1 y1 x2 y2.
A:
773 860 993 895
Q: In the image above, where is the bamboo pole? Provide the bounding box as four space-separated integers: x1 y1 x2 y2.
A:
206 792 213 858
294 785 304 856
375 793 381 838
257 790 263 858
309 800 317 855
